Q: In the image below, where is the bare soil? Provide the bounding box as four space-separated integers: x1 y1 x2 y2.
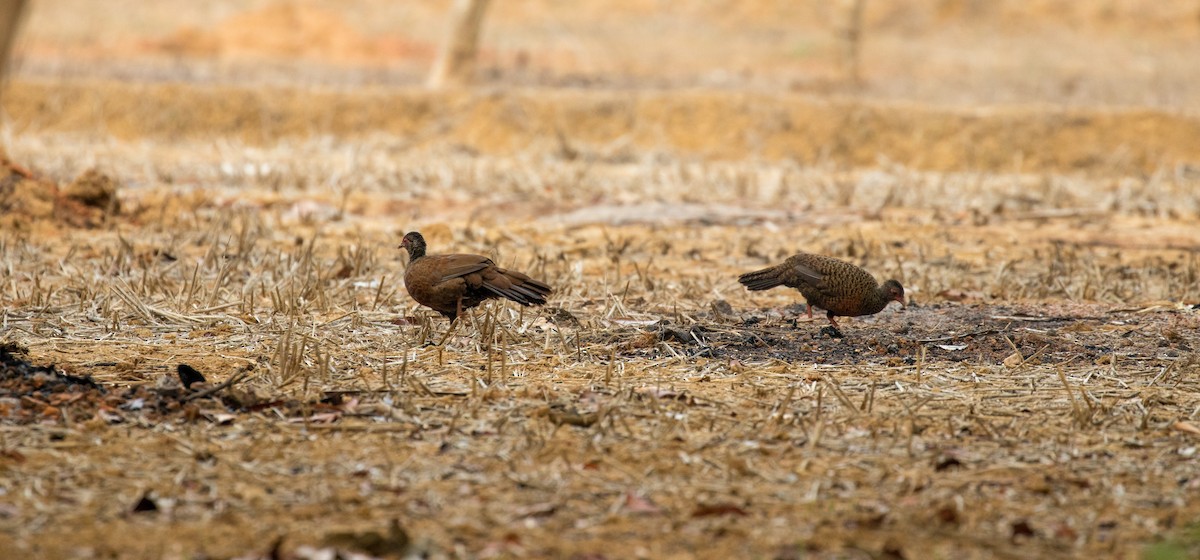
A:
3 2 1200 559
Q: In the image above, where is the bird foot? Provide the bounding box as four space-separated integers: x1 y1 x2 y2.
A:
818 326 845 339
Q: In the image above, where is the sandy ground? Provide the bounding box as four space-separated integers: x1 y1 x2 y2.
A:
3 2 1200 559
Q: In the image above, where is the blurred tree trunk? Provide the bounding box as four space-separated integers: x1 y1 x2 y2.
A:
0 0 27 100
0 0 27 159
836 0 866 86
427 0 491 89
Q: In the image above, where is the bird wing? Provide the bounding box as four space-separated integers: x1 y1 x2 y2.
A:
476 267 551 304
434 254 495 283
789 261 825 287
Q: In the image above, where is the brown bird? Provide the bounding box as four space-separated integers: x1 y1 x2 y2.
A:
399 231 552 322
738 253 905 331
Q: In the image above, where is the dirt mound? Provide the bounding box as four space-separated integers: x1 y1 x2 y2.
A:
63 168 121 214
0 155 53 228
0 156 121 229
153 2 432 63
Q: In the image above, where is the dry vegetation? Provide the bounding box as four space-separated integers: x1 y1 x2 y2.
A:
3 1 1200 559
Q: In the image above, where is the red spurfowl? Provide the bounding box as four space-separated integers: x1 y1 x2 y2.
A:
738 252 905 330
399 231 552 321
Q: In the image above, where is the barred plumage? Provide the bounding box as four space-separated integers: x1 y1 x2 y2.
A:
738 252 905 330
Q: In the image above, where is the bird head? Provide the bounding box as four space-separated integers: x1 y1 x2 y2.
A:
399 231 426 259
882 279 906 309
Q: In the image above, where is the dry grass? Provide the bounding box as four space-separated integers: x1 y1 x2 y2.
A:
2 1 1200 558
7 81 1200 176
2 121 1200 558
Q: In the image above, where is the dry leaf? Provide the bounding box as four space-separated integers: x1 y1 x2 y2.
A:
1011 519 1035 541
0 449 27 463
622 492 662 515
131 491 158 514
513 503 558 519
177 363 206 388
321 519 410 558
636 387 692 402
288 412 341 424
1171 421 1200 436
935 504 960 525
691 503 748 517
204 412 237 425
548 405 598 427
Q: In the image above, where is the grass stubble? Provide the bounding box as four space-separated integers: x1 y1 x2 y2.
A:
0 131 1199 558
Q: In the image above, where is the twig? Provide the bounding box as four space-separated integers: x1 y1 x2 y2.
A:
917 328 1002 343
821 375 860 416
183 369 250 402
1054 366 1084 425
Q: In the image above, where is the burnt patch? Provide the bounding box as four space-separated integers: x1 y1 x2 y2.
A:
0 351 344 427
598 303 1198 368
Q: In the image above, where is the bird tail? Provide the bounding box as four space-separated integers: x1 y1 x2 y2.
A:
738 266 786 291
485 270 553 306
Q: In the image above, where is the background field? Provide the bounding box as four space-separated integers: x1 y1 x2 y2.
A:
2 1 1200 559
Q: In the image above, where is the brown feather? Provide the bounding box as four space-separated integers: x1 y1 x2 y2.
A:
400 232 552 321
738 252 904 328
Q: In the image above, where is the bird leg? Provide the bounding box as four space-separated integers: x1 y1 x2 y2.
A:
421 296 469 347
820 311 844 338
789 303 816 329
